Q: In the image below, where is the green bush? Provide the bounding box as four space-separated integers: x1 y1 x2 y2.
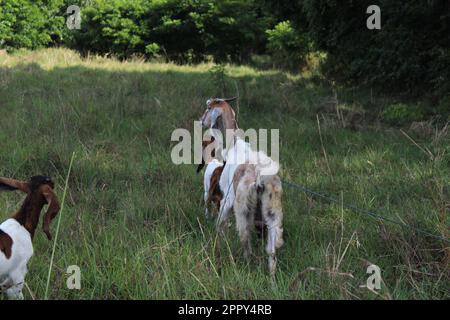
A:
303 0 450 97
145 43 161 58
0 0 277 63
266 21 309 71
69 0 272 63
0 0 66 50
382 103 425 126
1 0 448 106
435 95 450 121
68 0 149 59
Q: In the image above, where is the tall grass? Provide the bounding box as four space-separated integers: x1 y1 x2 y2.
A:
0 48 448 300
44 152 75 300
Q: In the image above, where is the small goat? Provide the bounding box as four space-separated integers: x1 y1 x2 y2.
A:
200 98 284 275
201 159 224 219
197 138 224 219
0 176 60 300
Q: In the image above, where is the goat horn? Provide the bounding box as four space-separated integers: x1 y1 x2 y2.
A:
223 97 237 103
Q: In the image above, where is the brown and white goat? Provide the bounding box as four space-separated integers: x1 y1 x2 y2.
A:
197 138 224 219
217 138 283 275
0 176 60 300
200 98 284 275
233 164 284 272
200 98 239 137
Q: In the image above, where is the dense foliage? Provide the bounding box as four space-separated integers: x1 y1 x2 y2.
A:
68 0 276 63
0 0 66 49
0 0 449 99
303 0 450 97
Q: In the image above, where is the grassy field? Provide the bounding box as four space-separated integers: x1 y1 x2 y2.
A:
0 48 448 300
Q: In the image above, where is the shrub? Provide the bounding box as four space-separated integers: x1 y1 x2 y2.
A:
435 95 450 121
382 104 425 126
303 0 450 97
68 0 149 59
266 21 309 71
145 43 161 58
0 0 66 50
69 0 271 63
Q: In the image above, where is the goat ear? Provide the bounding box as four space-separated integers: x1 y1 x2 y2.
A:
40 185 60 241
0 177 30 193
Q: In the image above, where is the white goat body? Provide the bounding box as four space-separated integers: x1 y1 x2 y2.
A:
0 219 33 300
0 176 60 300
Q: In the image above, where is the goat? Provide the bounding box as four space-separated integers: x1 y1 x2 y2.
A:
0 176 60 300
197 137 224 219
218 137 283 275
200 98 284 275
201 159 224 219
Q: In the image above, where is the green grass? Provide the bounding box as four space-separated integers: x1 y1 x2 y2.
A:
0 48 448 300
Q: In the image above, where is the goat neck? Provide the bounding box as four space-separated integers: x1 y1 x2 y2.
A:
12 191 48 239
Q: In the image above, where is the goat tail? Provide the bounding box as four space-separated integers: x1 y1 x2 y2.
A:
256 173 284 250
